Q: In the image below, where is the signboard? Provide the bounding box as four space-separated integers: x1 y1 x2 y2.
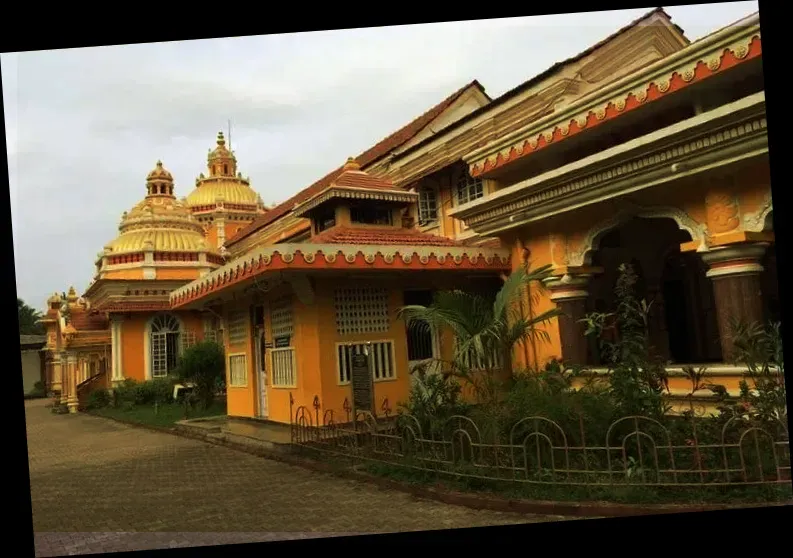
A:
350 351 374 415
274 336 291 348
264 342 274 349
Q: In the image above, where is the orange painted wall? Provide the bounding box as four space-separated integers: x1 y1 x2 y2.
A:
155 268 202 281
223 304 257 418
315 280 411 424
119 310 206 383
121 314 148 382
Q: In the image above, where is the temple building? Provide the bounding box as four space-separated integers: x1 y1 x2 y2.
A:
43 8 773 419
40 136 267 412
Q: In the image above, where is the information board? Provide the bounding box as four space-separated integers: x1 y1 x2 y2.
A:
350 352 374 414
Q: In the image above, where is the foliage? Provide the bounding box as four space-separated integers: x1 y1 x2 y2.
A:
580 263 669 419
398 265 562 403
85 389 111 410
399 365 471 435
112 377 178 407
18 298 45 335
175 341 225 409
708 320 786 432
25 381 47 399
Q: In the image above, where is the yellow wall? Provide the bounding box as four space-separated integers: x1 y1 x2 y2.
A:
223 304 257 418
119 311 205 383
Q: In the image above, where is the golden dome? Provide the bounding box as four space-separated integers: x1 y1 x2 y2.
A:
186 180 261 208
103 161 216 256
185 132 264 211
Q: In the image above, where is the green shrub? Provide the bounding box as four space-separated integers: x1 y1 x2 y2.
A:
399 367 471 435
85 389 111 410
176 341 225 409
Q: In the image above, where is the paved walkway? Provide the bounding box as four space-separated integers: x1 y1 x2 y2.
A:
25 399 560 555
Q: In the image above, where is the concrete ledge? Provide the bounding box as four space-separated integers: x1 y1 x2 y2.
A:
89 410 792 518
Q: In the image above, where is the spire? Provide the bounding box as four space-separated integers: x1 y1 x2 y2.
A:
207 130 237 178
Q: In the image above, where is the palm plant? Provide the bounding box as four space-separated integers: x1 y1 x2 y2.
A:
398 264 563 402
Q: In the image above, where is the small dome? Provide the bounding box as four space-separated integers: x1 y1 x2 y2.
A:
146 160 173 182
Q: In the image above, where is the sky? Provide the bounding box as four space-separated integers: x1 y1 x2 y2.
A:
3 2 760 312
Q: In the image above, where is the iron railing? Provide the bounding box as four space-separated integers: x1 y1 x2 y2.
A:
289 395 790 489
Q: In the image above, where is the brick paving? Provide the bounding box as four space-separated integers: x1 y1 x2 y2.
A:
25 399 562 555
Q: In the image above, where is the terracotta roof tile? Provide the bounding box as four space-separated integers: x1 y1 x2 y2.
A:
228 80 487 246
310 226 464 247
99 301 172 313
332 170 399 192
68 309 109 331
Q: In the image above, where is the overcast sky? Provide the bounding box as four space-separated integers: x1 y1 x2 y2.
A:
4 3 759 312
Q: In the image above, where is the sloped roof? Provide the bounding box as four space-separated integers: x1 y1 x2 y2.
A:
68 309 109 331
228 80 488 246
20 335 47 347
396 7 687 161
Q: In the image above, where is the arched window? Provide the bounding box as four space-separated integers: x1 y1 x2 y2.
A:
223 164 228 175
150 314 181 377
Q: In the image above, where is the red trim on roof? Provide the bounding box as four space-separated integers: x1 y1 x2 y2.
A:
471 36 762 177
310 226 464 246
97 301 173 313
227 80 487 246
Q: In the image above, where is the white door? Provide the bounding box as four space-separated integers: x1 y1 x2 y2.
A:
255 326 268 418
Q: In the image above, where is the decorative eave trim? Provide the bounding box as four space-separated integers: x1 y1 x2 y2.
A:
467 18 761 177
455 92 767 237
293 186 418 217
170 243 512 308
466 108 768 244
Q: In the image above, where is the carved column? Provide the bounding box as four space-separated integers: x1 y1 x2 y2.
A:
545 272 596 367
701 242 768 362
66 353 79 413
52 352 63 395
110 316 125 386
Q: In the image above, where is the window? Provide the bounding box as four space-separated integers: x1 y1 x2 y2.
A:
336 340 396 384
228 310 248 346
271 348 296 387
404 290 435 361
418 188 438 225
228 353 247 386
223 164 228 175
456 172 484 206
315 207 336 233
350 205 392 225
150 314 181 378
334 288 389 336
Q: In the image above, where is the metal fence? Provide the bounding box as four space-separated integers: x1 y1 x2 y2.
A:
289 396 791 489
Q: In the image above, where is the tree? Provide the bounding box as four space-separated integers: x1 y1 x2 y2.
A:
18 298 45 335
175 341 225 409
398 265 563 402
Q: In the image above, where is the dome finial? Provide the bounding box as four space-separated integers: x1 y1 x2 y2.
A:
217 131 226 146
343 157 361 171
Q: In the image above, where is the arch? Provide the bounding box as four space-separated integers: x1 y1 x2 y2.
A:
567 206 708 267
144 313 185 380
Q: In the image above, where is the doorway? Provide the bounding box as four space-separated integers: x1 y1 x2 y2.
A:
253 305 268 418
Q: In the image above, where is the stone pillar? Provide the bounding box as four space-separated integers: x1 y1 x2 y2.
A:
701 242 768 362
66 353 79 413
58 352 68 404
52 352 63 394
545 272 596 367
110 316 125 387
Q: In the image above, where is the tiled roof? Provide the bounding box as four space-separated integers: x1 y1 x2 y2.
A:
227 80 487 246
395 8 686 162
20 335 47 347
310 226 464 247
68 309 109 331
99 300 172 313
333 169 399 192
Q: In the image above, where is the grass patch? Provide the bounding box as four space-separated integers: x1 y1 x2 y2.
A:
93 399 227 428
358 460 792 505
